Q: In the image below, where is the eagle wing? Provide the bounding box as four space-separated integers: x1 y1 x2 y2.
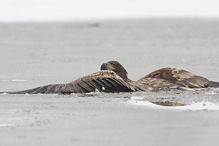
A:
5 70 135 94
137 68 210 90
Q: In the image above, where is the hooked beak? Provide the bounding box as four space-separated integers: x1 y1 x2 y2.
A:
101 63 107 70
100 62 115 71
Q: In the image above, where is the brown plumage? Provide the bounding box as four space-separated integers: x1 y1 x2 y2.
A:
2 60 219 94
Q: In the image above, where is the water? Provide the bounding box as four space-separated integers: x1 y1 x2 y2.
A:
0 18 219 146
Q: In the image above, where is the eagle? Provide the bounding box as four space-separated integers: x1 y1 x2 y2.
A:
1 60 219 94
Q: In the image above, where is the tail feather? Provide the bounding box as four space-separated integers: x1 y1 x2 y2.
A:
209 81 219 88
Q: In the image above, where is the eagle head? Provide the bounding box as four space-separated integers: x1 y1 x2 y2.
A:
101 61 128 81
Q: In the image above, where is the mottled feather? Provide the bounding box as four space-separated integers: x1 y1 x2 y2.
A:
138 68 210 90
4 70 134 94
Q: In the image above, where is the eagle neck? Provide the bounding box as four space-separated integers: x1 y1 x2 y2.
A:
120 73 132 82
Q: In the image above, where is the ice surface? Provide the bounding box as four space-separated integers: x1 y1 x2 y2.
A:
1 19 219 146
129 96 219 111
12 79 27 82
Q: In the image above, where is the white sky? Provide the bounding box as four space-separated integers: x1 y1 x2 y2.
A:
0 0 219 21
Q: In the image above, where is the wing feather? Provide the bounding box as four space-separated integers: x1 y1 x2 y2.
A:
108 78 133 91
138 68 210 90
4 70 135 94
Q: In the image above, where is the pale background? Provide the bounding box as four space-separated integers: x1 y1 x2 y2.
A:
0 0 219 21
1 1 219 146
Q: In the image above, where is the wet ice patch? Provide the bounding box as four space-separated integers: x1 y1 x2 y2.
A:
129 96 219 111
12 79 27 82
179 102 219 111
0 124 14 127
1 79 27 82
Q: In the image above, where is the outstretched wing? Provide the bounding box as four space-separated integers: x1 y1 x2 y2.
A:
4 70 135 94
137 68 210 90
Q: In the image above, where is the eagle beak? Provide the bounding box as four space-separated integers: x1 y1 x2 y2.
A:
101 63 115 71
101 63 107 70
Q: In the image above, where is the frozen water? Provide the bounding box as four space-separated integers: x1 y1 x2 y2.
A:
1 19 219 146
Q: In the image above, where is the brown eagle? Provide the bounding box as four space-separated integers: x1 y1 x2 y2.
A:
1 60 219 94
